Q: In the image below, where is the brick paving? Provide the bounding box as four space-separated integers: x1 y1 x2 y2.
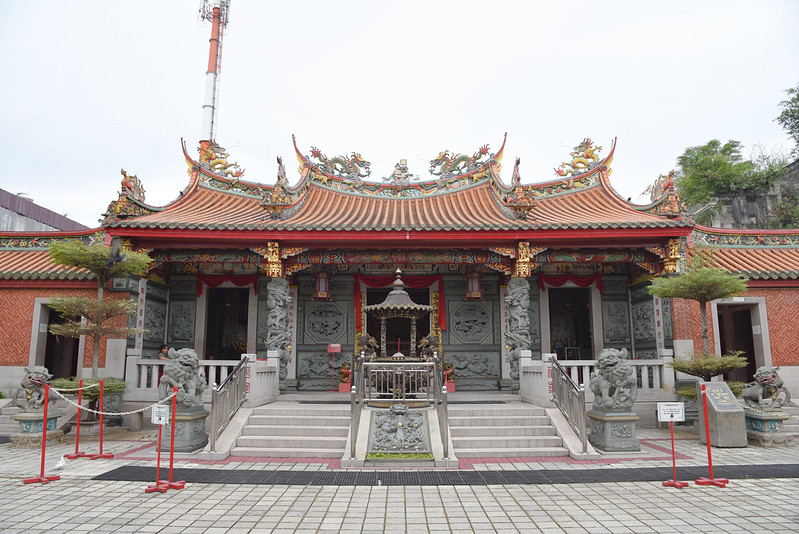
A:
0 426 797 533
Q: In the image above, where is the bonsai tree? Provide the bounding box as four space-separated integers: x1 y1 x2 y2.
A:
47 238 152 379
648 249 749 383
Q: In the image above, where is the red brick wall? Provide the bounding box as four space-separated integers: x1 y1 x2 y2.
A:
0 287 128 368
671 287 799 367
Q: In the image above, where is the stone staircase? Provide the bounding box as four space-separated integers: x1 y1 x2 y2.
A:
448 401 569 458
230 401 350 458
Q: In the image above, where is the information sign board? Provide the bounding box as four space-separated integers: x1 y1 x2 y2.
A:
151 405 169 426
657 402 685 422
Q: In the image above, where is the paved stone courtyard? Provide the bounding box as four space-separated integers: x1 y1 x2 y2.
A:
0 426 797 533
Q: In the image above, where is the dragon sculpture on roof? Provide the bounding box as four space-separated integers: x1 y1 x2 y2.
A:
555 138 602 177
199 142 244 179
429 144 490 178
309 147 371 180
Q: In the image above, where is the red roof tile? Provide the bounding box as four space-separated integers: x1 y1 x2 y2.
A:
0 250 93 280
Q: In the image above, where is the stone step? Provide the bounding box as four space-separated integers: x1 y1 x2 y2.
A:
229 446 343 458
452 435 563 449
450 425 557 437
449 415 551 427
241 424 348 437
250 405 350 417
447 406 548 417
234 435 347 450
246 414 350 427
454 446 568 458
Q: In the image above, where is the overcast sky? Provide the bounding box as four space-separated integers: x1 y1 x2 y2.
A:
2 1 797 228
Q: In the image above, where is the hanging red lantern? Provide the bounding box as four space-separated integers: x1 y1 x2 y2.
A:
313 272 331 300
465 272 482 300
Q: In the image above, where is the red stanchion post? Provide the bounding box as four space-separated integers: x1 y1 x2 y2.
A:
23 384 61 484
695 383 729 487
145 422 167 493
662 419 688 488
166 386 185 490
91 379 114 460
66 379 89 459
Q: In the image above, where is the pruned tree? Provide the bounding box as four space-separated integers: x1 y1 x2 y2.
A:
48 239 152 379
648 250 748 355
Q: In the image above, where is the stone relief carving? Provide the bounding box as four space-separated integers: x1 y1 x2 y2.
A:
304 302 346 343
603 278 628 295
144 300 166 342
371 404 427 452
447 353 499 378
661 297 673 340
505 277 532 380
632 301 655 342
256 300 269 344
449 302 491 344
602 301 630 344
168 301 195 343
298 353 334 378
630 285 651 302
170 281 196 295
528 299 539 342
266 278 292 384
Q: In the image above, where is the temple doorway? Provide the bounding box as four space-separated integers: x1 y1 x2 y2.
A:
205 287 249 360
44 310 79 378
717 304 757 382
548 288 591 360
366 287 430 357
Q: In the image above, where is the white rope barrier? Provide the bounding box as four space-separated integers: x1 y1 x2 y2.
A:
50 387 178 417
52 383 100 393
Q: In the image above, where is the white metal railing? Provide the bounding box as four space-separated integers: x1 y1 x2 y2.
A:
210 356 249 452
550 355 588 453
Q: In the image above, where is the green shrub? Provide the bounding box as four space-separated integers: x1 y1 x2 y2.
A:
668 351 748 382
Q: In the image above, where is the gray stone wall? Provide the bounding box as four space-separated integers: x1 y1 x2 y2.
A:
167 276 197 350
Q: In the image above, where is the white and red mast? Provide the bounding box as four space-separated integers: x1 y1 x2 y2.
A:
199 0 230 144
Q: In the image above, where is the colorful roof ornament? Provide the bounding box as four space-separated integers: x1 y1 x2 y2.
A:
382 159 420 185
198 141 244 180
643 171 686 219
555 138 602 177
103 169 159 222
308 146 372 180
429 144 490 179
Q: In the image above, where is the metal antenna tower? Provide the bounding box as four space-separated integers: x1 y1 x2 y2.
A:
199 0 230 143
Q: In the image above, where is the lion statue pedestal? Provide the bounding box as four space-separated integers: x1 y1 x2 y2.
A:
742 366 793 446
10 366 65 447
586 348 640 452
158 348 209 452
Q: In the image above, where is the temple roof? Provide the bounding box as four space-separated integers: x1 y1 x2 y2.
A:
103 137 690 243
692 226 799 280
0 233 96 281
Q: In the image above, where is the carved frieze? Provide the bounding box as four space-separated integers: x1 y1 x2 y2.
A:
446 353 499 378
632 300 655 342
602 301 630 344
168 301 195 343
144 300 166 342
304 302 346 344
297 352 335 378
449 302 492 344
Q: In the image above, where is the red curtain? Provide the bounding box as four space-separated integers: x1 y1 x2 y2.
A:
353 273 446 331
196 272 258 296
537 273 603 294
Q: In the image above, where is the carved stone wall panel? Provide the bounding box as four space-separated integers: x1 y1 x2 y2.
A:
303 302 347 344
528 298 540 343
602 300 630 344
168 301 195 343
144 300 166 342
630 284 652 303
296 352 338 379
602 277 628 296
169 280 196 296
256 300 269 345
632 300 656 343
449 302 492 344
662 297 674 343
446 352 500 379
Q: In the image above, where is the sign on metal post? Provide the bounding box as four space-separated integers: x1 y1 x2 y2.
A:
152 405 170 426
657 402 685 423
